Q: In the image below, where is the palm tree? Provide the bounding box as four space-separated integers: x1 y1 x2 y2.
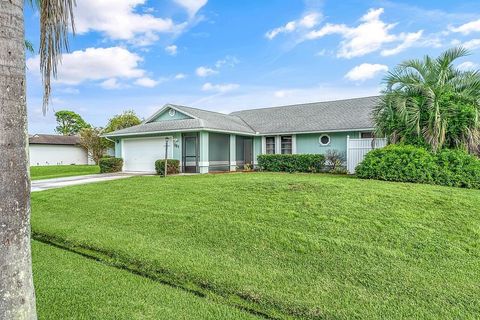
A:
0 0 74 318
374 47 480 153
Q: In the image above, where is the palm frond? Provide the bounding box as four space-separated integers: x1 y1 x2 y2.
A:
39 0 76 114
25 40 34 54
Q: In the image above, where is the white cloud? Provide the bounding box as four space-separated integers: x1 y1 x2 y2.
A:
202 82 239 93
27 47 145 85
196 66 218 77
101 78 122 89
345 63 388 81
174 0 208 17
449 19 480 35
381 30 423 56
457 61 479 71
174 73 187 79
462 38 480 50
165 45 178 56
73 0 193 46
134 77 159 88
304 8 423 58
266 12 321 39
215 56 239 68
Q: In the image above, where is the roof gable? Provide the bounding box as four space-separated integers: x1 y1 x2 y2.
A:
146 106 194 123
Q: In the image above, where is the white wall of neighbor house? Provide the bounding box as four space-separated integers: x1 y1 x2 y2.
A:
29 144 89 166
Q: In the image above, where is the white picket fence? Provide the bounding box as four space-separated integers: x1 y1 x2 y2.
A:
346 136 387 174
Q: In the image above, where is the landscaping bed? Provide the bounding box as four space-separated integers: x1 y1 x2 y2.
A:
31 173 480 319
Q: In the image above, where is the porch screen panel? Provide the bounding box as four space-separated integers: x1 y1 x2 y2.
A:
208 133 230 171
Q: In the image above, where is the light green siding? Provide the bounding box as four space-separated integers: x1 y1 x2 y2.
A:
253 136 261 164
151 108 192 122
172 132 182 161
114 140 122 158
296 132 359 155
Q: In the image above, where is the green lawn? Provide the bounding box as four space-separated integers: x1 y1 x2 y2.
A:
30 165 99 180
32 240 257 320
31 173 480 319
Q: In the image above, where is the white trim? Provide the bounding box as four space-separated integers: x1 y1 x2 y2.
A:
260 128 375 136
104 127 375 139
292 134 297 154
198 161 209 167
319 134 331 146
104 127 257 138
275 136 281 154
261 136 266 154
230 161 237 166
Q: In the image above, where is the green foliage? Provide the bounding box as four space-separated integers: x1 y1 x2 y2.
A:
435 149 480 188
155 159 180 176
257 154 325 173
99 157 123 173
374 47 480 153
79 127 111 164
356 144 480 189
104 110 142 133
55 110 91 136
325 149 347 174
31 174 480 319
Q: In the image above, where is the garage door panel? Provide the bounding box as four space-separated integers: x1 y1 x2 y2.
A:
123 137 173 172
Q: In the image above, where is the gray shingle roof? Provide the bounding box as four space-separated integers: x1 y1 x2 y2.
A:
105 96 378 137
29 134 81 145
231 96 379 134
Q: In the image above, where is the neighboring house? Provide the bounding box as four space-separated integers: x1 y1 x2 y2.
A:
104 96 380 173
29 134 90 166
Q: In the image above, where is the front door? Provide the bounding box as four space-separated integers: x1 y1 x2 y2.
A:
183 135 198 173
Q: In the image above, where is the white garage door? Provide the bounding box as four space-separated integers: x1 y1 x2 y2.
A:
122 137 173 172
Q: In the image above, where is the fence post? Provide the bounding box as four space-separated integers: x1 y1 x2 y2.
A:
346 135 350 174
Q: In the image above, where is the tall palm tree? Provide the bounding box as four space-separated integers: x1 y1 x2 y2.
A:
374 47 480 153
0 0 74 318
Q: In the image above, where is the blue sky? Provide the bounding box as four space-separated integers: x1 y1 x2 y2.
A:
25 0 480 133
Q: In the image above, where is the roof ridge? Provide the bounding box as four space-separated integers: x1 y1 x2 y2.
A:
230 95 381 114
174 104 239 118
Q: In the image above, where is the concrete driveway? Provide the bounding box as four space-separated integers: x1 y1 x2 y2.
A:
31 173 142 192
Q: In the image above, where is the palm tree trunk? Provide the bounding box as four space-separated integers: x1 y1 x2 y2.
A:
0 0 37 318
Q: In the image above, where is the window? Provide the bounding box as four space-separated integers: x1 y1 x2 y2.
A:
281 136 292 154
266 136 275 154
319 134 330 146
361 132 374 139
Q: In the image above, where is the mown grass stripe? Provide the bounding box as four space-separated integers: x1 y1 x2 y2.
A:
33 232 286 320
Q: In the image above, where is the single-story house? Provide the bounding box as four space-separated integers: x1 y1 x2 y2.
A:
104 96 379 173
29 134 91 166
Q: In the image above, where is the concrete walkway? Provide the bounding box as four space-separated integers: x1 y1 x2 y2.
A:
31 173 143 192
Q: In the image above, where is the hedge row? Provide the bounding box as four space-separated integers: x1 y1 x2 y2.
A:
155 159 180 176
356 144 480 189
257 154 325 173
99 157 123 173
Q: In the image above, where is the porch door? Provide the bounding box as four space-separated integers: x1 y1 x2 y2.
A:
183 135 198 173
244 139 253 165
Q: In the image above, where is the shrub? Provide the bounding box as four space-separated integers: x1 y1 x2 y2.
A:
155 159 180 176
356 144 480 189
99 157 123 173
435 149 480 189
257 154 325 173
325 149 347 174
